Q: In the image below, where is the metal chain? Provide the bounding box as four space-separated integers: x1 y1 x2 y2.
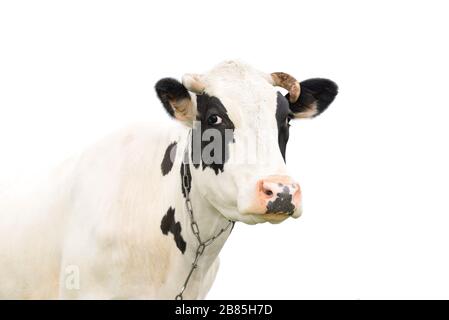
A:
175 131 234 300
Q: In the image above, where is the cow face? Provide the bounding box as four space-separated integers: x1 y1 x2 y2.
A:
156 61 338 224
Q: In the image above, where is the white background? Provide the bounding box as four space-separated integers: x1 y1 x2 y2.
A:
1 1 448 299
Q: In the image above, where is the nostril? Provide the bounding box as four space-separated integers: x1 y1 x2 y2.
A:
260 182 274 197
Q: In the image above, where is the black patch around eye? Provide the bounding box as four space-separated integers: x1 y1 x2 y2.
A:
160 207 186 254
192 94 235 174
161 142 177 176
276 92 291 162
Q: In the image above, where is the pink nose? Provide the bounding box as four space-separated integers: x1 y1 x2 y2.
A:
256 175 301 215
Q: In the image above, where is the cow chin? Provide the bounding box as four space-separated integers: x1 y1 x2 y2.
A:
214 202 302 225
242 213 291 225
239 206 302 225
211 203 301 225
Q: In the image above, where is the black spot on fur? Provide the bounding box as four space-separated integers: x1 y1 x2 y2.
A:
161 142 177 176
160 207 186 254
191 94 235 174
155 78 191 118
286 78 338 117
180 158 192 198
276 92 292 161
266 186 295 216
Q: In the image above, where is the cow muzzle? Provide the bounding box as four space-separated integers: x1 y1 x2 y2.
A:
238 175 302 222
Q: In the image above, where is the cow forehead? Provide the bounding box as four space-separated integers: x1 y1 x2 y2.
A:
200 61 278 127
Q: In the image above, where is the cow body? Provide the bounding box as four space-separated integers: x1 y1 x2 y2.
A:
0 61 338 299
0 123 229 299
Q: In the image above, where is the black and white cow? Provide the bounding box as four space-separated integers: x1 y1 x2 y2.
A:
0 61 337 299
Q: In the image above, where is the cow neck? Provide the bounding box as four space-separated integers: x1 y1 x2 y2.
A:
174 130 234 300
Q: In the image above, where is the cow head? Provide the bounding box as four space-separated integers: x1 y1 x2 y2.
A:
156 61 338 224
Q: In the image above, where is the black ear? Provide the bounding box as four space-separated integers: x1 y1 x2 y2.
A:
155 78 194 123
287 78 338 118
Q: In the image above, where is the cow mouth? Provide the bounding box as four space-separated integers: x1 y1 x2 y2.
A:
259 212 291 223
235 210 300 224
261 206 302 221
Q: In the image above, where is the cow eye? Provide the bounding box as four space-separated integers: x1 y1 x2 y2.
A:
207 114 222 125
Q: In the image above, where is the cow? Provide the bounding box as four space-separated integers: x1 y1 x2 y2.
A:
0 60 338 299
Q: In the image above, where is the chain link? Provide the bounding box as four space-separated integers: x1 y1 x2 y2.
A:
175 130 234 300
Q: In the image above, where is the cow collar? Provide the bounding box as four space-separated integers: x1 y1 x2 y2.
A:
175 130 234 300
